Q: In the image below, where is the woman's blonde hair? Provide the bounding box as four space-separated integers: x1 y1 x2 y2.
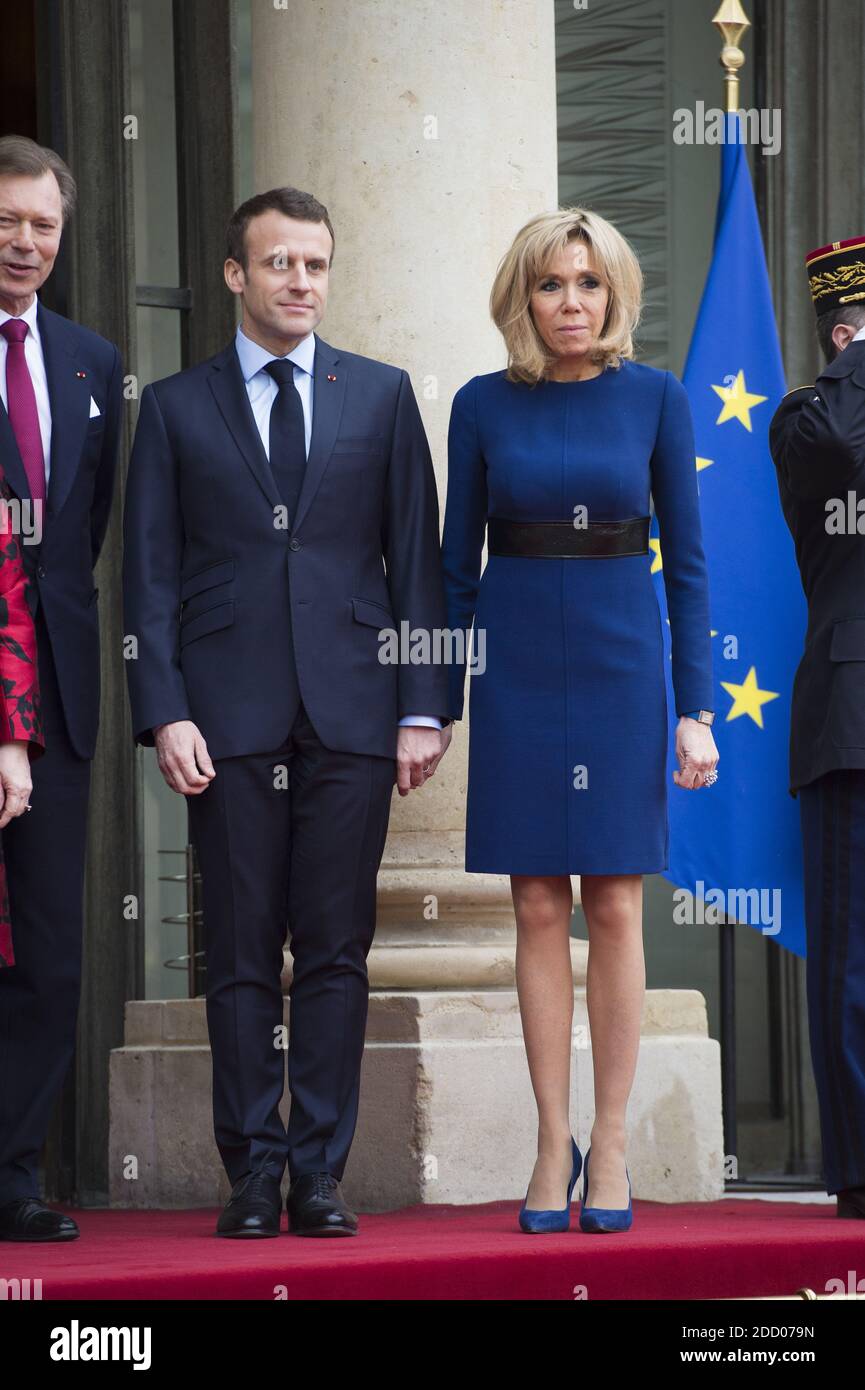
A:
490 208 643 386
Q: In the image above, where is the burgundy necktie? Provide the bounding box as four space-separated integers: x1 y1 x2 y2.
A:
0 318 46 504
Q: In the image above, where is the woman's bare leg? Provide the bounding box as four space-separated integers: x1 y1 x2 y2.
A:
580 873 644 1208
511 873 576 1208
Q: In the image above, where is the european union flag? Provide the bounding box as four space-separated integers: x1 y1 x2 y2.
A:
651 113 808 956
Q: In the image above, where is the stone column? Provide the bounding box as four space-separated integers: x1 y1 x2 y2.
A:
47 0 138 1206
763 0 865 388
252 0 577 987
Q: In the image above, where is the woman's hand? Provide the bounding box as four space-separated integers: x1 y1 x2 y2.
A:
0 741 34 829
673 717 719 790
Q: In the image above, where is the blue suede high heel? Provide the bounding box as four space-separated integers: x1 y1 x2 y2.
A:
578 1146 633 1233
518 1137 582 1233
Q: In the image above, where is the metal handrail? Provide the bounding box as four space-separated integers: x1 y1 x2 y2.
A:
158 845 205 996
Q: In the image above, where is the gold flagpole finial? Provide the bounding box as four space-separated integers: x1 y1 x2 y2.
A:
712 0 751 113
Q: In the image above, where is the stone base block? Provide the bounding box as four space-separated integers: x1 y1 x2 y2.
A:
346 988 724 1208
109 989 723 1209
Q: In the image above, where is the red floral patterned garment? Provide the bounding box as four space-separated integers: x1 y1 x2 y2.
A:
0 478 44 968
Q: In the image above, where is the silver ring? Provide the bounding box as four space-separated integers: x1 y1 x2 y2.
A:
703 770 718 786
422 763 432 774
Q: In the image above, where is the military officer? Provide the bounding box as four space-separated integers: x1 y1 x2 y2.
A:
770 236 865 1217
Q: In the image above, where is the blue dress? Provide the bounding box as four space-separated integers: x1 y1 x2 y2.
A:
441 361 714 875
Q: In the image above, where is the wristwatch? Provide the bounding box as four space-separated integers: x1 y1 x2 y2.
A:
682 709 715 726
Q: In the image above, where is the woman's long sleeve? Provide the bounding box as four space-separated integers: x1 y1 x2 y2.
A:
441 377 488 720
649 371 714 715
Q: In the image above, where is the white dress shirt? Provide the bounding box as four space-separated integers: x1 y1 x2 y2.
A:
0 295 52 485
235 322 314 459
233 325 441 731
854 326 865 342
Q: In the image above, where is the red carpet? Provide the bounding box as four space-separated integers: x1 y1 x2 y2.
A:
0 1198 856 1300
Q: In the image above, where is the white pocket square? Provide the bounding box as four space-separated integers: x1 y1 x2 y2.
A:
89 396 101 418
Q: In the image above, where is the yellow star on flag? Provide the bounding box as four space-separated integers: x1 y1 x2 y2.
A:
649 537 662 573
720 666 779 728
711 371 767 432
696 456 714 472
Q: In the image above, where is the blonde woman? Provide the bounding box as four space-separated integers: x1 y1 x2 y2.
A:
441 209 718 1233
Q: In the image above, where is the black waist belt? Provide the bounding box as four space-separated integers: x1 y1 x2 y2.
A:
487 516 651 558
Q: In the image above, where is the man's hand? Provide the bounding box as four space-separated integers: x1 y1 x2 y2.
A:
396 723 452 796
153 720 216 795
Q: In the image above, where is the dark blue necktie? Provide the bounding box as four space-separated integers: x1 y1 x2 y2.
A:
263 358 307 527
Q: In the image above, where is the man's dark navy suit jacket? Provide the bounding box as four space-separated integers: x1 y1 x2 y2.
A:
123 333 450 761
0 303 122 759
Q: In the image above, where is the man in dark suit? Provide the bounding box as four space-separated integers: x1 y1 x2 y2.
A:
123 187 451 1237
0 136 122 1241
770 236 865 1217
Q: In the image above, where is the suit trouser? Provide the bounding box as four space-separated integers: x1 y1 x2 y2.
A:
0 606 92 1202
799 768 865 1194
186 701 395 1185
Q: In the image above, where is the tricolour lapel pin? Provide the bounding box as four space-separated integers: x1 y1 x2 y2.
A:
327 374 337 381
76 370 86 379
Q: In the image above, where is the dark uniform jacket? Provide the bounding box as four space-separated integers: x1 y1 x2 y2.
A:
769 337 865 794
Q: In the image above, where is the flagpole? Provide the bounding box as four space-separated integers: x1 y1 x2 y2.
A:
711 0 752 1185
713 0 751 113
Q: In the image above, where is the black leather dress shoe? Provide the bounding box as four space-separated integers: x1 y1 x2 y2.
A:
837 1186 865 1218
216 1170 283 1238
287 1173 358 1236
0 1198 79 1242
